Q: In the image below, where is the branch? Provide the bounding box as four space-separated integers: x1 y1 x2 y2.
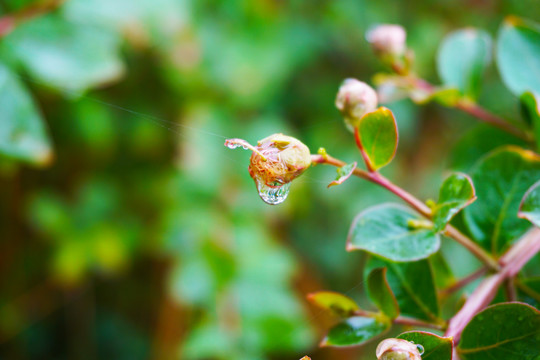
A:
440 267 488 297
0 0 66 38
310 154 499 270
353 310 445 331
408 77 531 142
445 228 540 343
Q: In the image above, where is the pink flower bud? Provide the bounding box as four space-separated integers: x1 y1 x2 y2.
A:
376 338 422 360
367 24 407 56
335 79 378 131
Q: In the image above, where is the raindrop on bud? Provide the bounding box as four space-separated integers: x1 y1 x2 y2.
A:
376 338 422 360
367 24 407 57
335 78 378 132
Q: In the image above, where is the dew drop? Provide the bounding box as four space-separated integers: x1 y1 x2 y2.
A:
256 179 291 205
416 344 424 355
226 143 241 149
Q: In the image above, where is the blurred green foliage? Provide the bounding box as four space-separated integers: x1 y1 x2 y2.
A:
1 0 540 359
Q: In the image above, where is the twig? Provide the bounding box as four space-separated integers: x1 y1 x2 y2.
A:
440 267 488 297
353 310 445 331
310 154 499 270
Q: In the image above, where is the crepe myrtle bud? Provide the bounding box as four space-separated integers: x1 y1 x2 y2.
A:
367 24 407 57
335 78 378 131
376 338 422 360
247 133 311 186
225 134 311 205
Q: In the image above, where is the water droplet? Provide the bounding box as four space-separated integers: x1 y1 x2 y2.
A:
256 179 291 205
242 145 248 150
226 143 241 149
416 344 424 355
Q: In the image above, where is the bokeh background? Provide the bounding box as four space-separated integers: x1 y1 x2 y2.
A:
1 0 539 359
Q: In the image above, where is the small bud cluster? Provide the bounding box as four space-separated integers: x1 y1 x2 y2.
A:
335 78 378 131
367 24 407 57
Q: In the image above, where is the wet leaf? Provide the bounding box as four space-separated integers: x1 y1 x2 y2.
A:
320 315 390 347
464 146 540 254
0 62 52 165
347 203 440 262
398 331 453 360
437 28 492 99
433 173 476 232
497 16 540 96
307 291 359 318
366 257 440 322
519 180 540 227
458 302 540 360
357 107 398 170
328 162 357 188
367 267 399 319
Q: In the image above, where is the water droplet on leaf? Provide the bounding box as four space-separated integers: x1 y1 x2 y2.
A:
256 179 291 205
416 344 424 355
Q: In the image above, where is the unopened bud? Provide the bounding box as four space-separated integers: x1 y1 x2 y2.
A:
367 24 407 57
376 338 422 360
248 133 311 187
335 79 378 131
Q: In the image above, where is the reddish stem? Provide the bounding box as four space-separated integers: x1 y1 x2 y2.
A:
440 267 488 297
354 127 375 172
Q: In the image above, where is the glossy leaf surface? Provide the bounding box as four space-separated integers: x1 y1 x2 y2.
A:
366 258 439 322
367 267 399 319
464 147 540 254
437 28 491 99
320 315 390 347
433 173 476 232
458 302 540 360
497 16 540 96
398 331 453 360
347 203 440 262
357 107 398 170
307 291 359 318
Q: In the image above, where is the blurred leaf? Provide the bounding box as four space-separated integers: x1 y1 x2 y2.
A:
307 291 359 318
6 14 124 93
327 162 357 188
450 125 527 172
433 173 476 232
347 203 440 262
430 87 462 107
519 180 540 227
458 302 540 360
0 62 52 164
397 331 453 360
497 16 540 96
366 267 399 319
320 315 390 347
430 251 455 289
366 257 440 322
357 107 398 170
520 91 540 148
464 146 540 254
437 29 492 99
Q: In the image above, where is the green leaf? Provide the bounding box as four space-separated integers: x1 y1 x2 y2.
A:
307 291 359 318
397 331 453 360
464 146 540 254
458 302 540 360
367 267 399 319
347 203 440 262
366 257 440 322
450 125 527 172
497 16 540 96
519 180 540 227
357 107 398 170
0 62 52 165
328 162 357 188
520 91 540 149
432 173 476 232
320 315 390 347
437 28 492 99
5 14 124 93
430 251 455 289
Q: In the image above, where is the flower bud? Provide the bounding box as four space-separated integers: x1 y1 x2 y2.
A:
367 24 407 57
376 338 422 360
335 78 378 131
248 133 311 186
